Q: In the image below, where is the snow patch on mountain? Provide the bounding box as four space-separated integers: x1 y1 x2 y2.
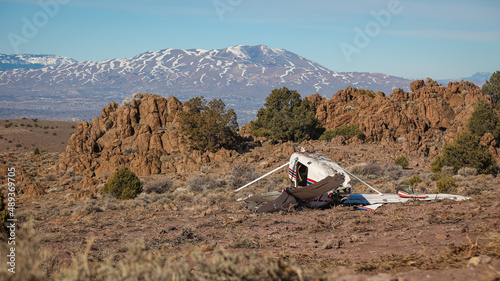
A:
0 45 414 123
0 54 77 71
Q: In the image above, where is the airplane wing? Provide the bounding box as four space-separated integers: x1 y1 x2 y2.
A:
287 174 344 201
356 204 384 211
237 191 281 210
344 193 471 207
255 174 345 213
238 191 281 203
255 192 297 213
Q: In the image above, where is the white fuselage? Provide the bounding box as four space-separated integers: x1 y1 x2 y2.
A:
288 152 351 207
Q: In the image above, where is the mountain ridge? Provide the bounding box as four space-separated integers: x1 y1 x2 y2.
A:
0 45 484 124
437 72 492 88
0 54 77 71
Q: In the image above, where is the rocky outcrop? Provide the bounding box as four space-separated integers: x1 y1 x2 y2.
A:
16 167 46 197
59 94 202 185
308 79 488 156
58 93 302 190
480 133 498 157
0 162 46 197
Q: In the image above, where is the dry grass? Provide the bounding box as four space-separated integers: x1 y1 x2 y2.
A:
308 212 343 233
187 174 226 192
347 161 403 181
229 230 262 249
143 177 174 194
0 223 315 281
428 210 465 225
225 163 260 189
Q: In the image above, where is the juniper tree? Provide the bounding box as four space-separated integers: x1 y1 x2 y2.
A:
431 131 496 175
467 100 500 142
179 97 238 152
482 71 500 105
250 87 324 142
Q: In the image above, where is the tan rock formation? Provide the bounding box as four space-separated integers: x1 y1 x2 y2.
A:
0 164 46 197
58 93 191 183
308 79 488 156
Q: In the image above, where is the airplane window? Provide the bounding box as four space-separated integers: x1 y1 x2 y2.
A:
297 162 308 187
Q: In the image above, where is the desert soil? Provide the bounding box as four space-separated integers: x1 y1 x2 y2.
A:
0 121 499 281
0 119 78 153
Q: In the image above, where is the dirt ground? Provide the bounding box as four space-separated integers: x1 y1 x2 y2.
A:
0 119 78 153
0 122 499 280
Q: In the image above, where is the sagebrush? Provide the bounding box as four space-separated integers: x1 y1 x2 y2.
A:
431 131 496 175
320 124 364 142
394 155 409 169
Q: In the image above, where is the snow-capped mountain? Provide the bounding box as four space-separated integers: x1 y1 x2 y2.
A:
0 54 77 71
0 45 412 123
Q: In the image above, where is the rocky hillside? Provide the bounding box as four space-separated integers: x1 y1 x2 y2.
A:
58 79 493 191
308 79 489 156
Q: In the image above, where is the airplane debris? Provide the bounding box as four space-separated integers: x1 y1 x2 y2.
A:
236 151 470 213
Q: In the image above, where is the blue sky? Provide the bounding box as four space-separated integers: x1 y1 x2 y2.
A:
0 0 499 79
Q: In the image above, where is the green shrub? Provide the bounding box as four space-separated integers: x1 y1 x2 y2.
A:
358 88 375 97
406 175 422 186
394 155 409 169
457 167 478 177
319 124 364 142
434 176 458 194
467 100 500 141
430 131 496 174
0 192 8 234
250 87 325 142
34 147 40 155
102 167 143 200
430 155 444 174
